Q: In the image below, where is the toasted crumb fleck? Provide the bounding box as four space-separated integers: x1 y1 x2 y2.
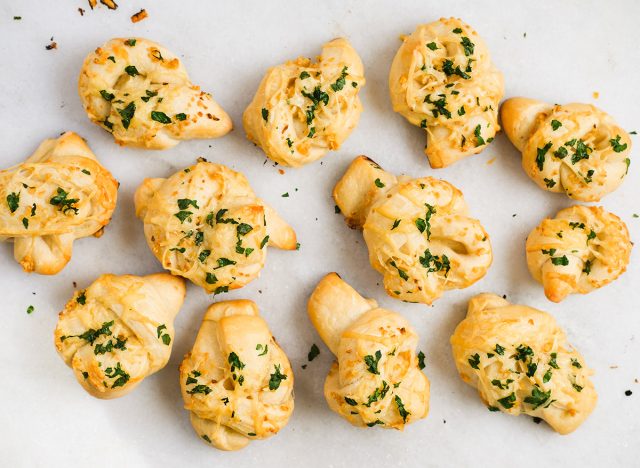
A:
87 0 97 8
45 41 57 50
100 0 118 9
131 8 148 23
486 157 496 165
78 8 85 16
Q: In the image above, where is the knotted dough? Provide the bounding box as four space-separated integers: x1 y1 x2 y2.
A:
308 273 430 429
54 273 186 399
135 161 297 294
389 17 504 168
526 205 631 302
501 97 632 201
79 37 232 149
243 38 365 167
0 132 118 274
451 293 597 434
334 155 492 304
180 300 294 451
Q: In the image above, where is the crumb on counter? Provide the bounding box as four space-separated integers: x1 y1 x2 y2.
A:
131 8 148 23
592 91 599 99
278 169 285 175
46 40 57 50
78 8 85 16
486 157 496 165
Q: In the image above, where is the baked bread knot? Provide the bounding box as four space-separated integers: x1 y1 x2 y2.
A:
526 205 631 303
0 132 118 275
180 300 294 451
451 293 597 434
79 37 232 149
334 156 492 304
501 97 632 201
308 273 430 429
54 273 186 399
243 38 365 167
389 18 504 168
134 161 297 294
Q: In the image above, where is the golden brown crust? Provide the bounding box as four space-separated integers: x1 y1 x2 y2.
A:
525 205 632 302
54 273 186 399
501 97 632 201
333 156 492 305
451 293 597 434
389 18 504 168
78 37 232 149
243 38 365 167
180 300 294 451
134 161 296 294
0 132 118 274
308 273 430 429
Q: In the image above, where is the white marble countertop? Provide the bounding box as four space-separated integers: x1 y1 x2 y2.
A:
0 1 638 467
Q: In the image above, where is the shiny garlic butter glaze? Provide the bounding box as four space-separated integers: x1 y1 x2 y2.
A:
244 38 365 167
79 37 232 149
451 293 597 434
308 273 430 429
526 205 631 303
0 132 117 275
180 300 294 451
501 97 632 201
389 17 504 168
55 273 186 399
134 161 297 294
334 155 492 305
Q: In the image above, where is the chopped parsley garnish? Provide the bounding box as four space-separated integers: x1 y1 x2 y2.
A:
175 113 187 121
260 235 270 249
415 203 436 239
157 324 171 345
491 379 513 390
543 369 553 383
50 188 79 215
424 93 452 118
205 273 217 284
345 397 358 406
582 259 592 275
551 255 569 266
268 364 287 390
215 257 236 268
6 192 19 213
330 66 348 92
544 178 556 188
108 56 116 63
76 291 87 305
551 120 562 131
124 39 137 46
374 178 385 188
419 249 451 277
22 218 28 229
548 353 559 369
26 305 34 314
99 90 115 101
536 142 553 171
570 139 592 164
494 344 505 355
609 135 627 153
524 386 551 409
364 381 390 407
571 358 582 369
573 383 583 392
105 362 130 388
261 108 269 122
174 210 192 223
389 260 409 280
364 350 382 374
441 59 470 79
460 36 475 56
151 111 172 124
117 101 136 129
497 392 516 409
391 219 401 230
141 90 158 102
417 351 426 369
426 42 438 50
299 71 310 79
452 27 463 33
124 65 139 77
395 395 410 423
468 353 480 369
308 344 320 361
474 124 485 146
256 343 269 356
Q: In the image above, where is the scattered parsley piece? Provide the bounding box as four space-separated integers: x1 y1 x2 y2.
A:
268 364 287 390
308 344 320 362
609 135 628 153
26 305 34 314
417 351 426 369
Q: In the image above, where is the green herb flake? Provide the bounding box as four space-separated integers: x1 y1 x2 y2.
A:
308 344 320 362
151 111 172 124
468 353 480 369
374 178 385 188
395 395 410 423
364 350 382 374
551 120 562 131
268 364 287 390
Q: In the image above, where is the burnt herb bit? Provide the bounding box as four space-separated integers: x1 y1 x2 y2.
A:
551 119 562 131
419 249 451 277
7 192 20 213
256 343 269 356
582 259 592 275
124 65 140 77
395 395 410 423
50 188 79 215
118 101 136 129
330 66 349 92
536 141 553 171
468 353 481 369
497 392 516 409
426 42 439 50
570 358 582 369
105 362 130 388
548 352 559 369
344 396 358 406
573 383 583 392
125 38 137 47
524 386 551 409
268 364 287 390
417 351 426 369
308 344 320 362
151 111 172 124
609 135 628 153
551 255 569 266
460 36 475 56
99 90 115 101
261 108 269 122
366 420 384 427
544 178 556 188
364 350 382 374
